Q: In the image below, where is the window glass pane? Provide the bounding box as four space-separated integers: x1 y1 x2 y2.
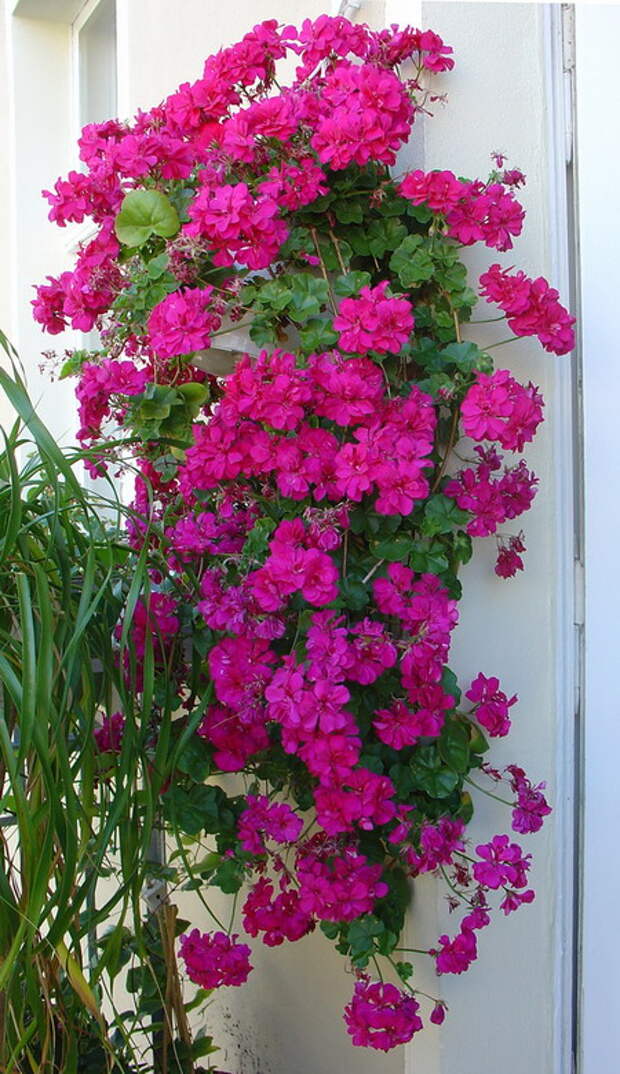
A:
79 0 117 127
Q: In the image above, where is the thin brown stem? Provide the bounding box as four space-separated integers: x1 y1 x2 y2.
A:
362 559 385 585
328 229 347 275
310 228 337 314
453 310 462 343
431 406 460 493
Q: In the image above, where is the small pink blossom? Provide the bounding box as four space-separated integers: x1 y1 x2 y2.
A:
179 930 252 989
344 978 423 1051
466 673 517 737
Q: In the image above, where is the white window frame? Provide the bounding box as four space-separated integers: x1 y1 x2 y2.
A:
574 6 620 1072
70 0 118 143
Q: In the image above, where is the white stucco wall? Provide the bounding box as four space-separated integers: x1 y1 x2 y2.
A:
404 8 573 1074
0 3 573 1074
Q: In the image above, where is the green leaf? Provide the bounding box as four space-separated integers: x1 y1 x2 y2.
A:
346 914 384 966
416 372 454 398
212 857 245 894
390 235 435 288
333 271 372 297
145 253 170 279
287 274 330 323
374 535 412 562
405 202 434 224
175 734 212 783
254 278 292 313
439 341 485 373
242 516 277 560
439 719 470 773
249 315 279 347
176 381 210 407
192 1035 219 1059
469 724 490 756
338 576 370 611
58 349 93 380
368 218 407 258
320 921 341 940
298 316 338 352
441 666 461 705
410 744 460 799
162 784 227 836
408 539 450 575
115 190 180 247
317 235 353 272
457 790 475 824
332 199 364 225
421 494 469 537
451 530 473 567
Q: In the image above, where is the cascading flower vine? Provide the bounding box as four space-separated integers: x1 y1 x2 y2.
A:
34 13 573 1056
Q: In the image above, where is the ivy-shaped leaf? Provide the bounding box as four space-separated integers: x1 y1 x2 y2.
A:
115 190 180 247
389 235 435 288
332 198 364 225
333 271 372 297
287 274 330 323
374 535 412 562
410 743 460 799
439 719 471 773
421 494 469 537
298 316 338 352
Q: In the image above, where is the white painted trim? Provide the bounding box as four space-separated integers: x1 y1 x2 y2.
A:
4 0 20 349
11 0 85 21
543 7 578 1074
71 0 104 33
385 0 422 25
575 6 620 1072
114 0 130 120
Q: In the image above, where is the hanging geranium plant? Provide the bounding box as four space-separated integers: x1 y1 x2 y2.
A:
33 14 571 1056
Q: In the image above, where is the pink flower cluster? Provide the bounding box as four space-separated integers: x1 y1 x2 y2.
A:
333 281 414 355
399 170 525 252
495 532 526 578
344 978 423 1051
472 834 531 890
295 838 388 922
93 711 125 753
311 61 414 171
374 566 459 693
466 673 517 738
434 907 489 975
146 286 221 359
33 222 123 335
461 369 544 452
166 499 258 565
185 181 289 271
293 18 453 82
76 358 149 447
180 349 436 517
506 765 552 834
237 794 303 855
178 929 252 989
250 519 339 612
480 263 575 355
404 817 465 875
243 876 313 946
445 446 538 538
198 704 269 772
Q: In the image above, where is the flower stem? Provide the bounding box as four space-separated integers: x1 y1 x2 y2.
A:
464 775 514 807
